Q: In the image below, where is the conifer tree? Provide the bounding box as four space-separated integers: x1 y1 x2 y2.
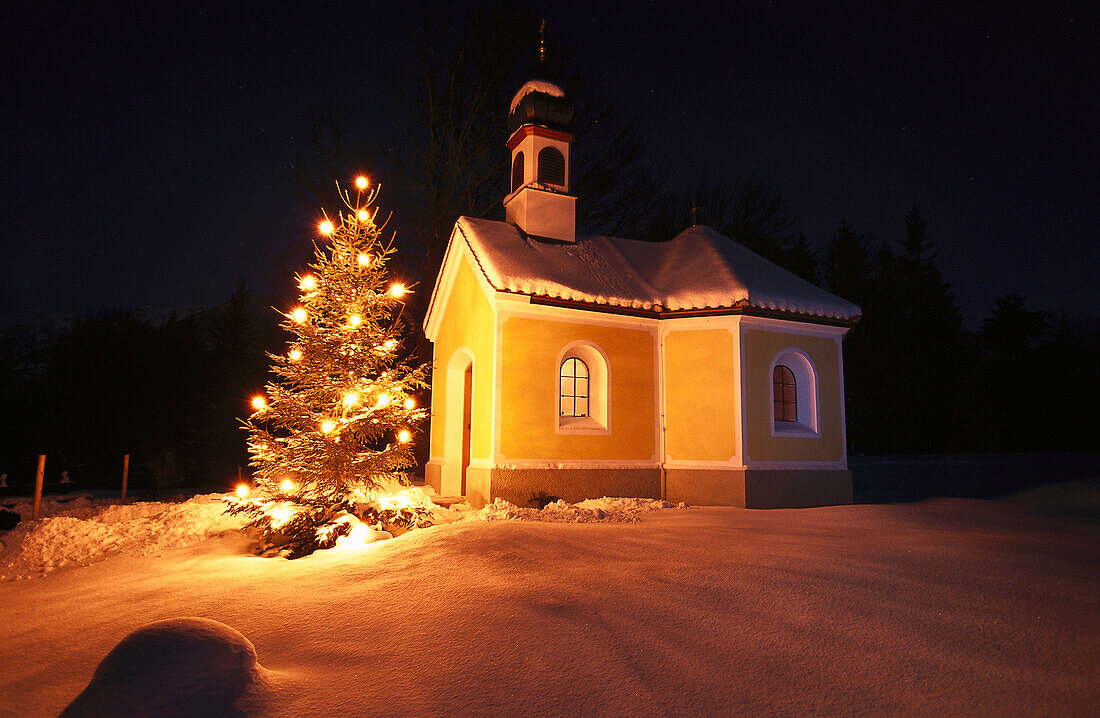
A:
227 179 431 558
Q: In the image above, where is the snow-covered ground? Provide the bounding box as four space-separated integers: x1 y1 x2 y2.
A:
1 483 1098 716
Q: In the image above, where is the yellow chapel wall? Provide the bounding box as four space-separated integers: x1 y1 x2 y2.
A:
428 252 496 462
498 316 657 462
663 327 738 462
742 326 845 463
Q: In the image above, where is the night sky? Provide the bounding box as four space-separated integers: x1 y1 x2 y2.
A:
2 1 1094 328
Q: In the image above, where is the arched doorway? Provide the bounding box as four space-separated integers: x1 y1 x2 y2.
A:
442 348 474 497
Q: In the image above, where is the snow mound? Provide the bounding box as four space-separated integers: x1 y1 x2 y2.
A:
472 496 687 523
61 617 275 718
0 494 246 580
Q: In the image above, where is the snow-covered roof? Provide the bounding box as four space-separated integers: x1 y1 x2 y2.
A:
453 216 861 321
509 80 566 113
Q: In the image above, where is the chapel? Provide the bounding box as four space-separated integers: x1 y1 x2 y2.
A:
422 79 860 509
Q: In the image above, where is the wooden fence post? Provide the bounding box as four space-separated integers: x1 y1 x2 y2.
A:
121 454 130 500
32 455 45 520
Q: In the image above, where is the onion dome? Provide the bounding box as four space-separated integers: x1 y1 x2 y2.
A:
507 80 575 134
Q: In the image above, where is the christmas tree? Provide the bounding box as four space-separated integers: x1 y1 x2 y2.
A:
227 178 432 558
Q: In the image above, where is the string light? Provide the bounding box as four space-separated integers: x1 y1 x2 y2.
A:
291 307 307 323
398 429 411 444
404 398 416 410
355 176 369 190
376 392 390 407
348 314 362 327
319 220 335 235
383 339 397 351
321 419 336 434
288 348 303 361
357 210 369 222
357 253 371 267
271 506 293 528
343 392 359 407
235 484 249 498
299 275 317 291
251 396 267 410
279 479 295 492
389 283 406 297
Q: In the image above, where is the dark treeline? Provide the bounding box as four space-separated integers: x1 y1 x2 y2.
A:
0 281 275 493
817 209 1098 455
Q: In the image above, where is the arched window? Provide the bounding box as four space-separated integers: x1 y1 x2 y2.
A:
770 348 819 436
537 147 565 186
556 342 610 433
773 365 797 422
511 152 525 192
559 357 589 417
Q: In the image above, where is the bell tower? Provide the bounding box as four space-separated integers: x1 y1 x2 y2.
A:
503 79 576 243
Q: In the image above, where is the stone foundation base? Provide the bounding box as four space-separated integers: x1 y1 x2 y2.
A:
429 462 852 509
666 467 852 508
486 467 661 509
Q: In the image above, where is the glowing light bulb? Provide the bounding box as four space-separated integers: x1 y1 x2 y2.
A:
357 253 371 267
321 419 336 434
271 506 293 528
235 484 249 498
398 429 411 444
376 392 390 407
288 348 302 361
404 397 416 410
357 210 369 222
389 283 406 297
383 339 397 351
291 307 307 323
251 396 267 410
343 392 359 407
279 479 295 492
349 314 362 327
355 176 369 190
299 275 316 291
319 220 335 235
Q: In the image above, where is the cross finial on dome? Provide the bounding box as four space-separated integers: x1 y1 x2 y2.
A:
539 19 547 65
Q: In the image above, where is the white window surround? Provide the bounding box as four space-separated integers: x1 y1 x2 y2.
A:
555 341 610 435
769 347 819 437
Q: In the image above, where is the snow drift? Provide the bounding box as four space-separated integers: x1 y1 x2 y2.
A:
61 617 276 718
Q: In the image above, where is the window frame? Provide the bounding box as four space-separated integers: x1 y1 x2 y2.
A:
555 341 610 434
769 348 820 437
773 364 797 423
559 357 590 419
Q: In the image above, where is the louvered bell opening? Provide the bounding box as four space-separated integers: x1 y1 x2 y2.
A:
511 152 525 192
537 147 565 186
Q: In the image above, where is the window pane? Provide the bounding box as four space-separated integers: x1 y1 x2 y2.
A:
574 359 588 378
773 366 783 382
783 385 796 403
560 377 572 396
561 397 573 416
575 397 588 417
575 377 589 399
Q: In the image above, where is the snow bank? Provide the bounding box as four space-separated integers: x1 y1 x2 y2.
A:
0 489 680 580
0 494 245 580
61 617 276 718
